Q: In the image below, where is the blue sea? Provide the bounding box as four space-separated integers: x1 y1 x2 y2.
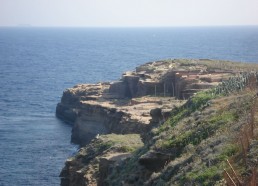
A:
0 26 258 186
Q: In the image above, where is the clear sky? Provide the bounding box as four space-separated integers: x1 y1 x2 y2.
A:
0 0 258 27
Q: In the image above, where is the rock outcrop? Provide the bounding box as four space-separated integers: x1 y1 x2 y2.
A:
56 59 238 146
57 59 258 185
59 134 144 186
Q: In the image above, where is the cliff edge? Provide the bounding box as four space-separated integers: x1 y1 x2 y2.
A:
56 59 239 145
56 59 258 185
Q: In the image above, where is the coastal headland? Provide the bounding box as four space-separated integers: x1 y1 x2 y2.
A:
56 59 258 185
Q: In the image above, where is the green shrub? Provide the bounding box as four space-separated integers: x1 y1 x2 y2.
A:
217 144 239 161
184 165 222 186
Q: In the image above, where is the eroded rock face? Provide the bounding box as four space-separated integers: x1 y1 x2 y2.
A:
57 59 258 186
60 134 144 186
108 81 128 98
139 151 172 171
70 104 121 145
56 103 79 123
98 153 132 186
57 94 183 146
70 104 148 145
150 108 162 122
56 59 239 146
57 59 250 186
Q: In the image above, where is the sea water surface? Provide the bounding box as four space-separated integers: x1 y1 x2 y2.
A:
0 26 258 186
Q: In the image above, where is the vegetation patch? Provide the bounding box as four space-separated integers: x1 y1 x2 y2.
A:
97 134 144 153
158 90 217 134
161 111 237 151
149 91 254 185
216 144 239 161
184 165 222 186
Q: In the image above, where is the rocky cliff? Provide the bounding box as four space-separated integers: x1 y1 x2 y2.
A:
56 59 238 145
56 82 183 145
57 59 258 185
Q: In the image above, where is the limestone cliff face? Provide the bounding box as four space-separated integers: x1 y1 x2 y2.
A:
109 60 232 99
70 104 148 145
57 59 250 185
56 59 238 146
56 84 150 145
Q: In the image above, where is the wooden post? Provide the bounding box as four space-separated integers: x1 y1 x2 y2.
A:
226 159 242 185
224 169 237 186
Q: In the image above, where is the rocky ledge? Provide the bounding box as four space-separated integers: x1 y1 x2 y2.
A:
59 134 144 186
56 59 238 145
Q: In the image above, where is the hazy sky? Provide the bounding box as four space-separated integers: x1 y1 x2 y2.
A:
1 0 258 27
